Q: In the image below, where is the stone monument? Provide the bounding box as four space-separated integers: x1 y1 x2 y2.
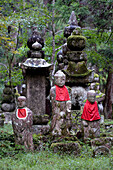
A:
50 70 72 136
81 90 101 141
56 11 105 133
12 96 34 151
21 27 52 134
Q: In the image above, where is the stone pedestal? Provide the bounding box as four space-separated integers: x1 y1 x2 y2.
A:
26 70 46 118
22 58 52 132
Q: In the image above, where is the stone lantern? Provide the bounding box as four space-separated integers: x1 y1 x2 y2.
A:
22 28 52 134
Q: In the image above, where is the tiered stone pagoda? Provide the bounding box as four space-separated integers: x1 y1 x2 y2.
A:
56 11 105 128
22 27 52 134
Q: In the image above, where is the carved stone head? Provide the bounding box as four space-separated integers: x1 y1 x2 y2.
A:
54 70 66 87
17 96 26 108
87 90 96 104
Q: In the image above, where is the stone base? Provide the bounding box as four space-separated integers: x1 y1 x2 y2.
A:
32 125 50 135
91 137 113 150
50 141 81 156
4 111 14 124
81 120 100 141
93 146 111 157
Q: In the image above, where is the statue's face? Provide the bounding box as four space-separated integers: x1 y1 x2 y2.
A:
87 92 96 103
55 76 66 87
18 99 26 108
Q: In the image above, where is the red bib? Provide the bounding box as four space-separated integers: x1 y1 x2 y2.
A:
16 108 28 119
55 85 70 101
81 100 100 121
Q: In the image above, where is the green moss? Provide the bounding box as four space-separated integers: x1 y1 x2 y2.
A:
96 92 105 98
50 141 81 155
72 28 82 35
67 35 86 51
3 88 12 95
95 82 99 86
63 61 92 77
68 35 86 41
94 73 99 78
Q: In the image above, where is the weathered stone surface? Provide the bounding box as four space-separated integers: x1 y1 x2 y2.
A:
63 61 92 76
63 70 94 85
50 71 72 136
1 103 15 112
26 73 46 119
91 137 113 149
12 108 34 151
71 87 87 108
4 111 14 124
1 85 16 112
67 35 86 51
81 120 100 141
67 51 87 62
50 141 81 155
3 87 12 95
27 28 44 51
32 125 50 135
33 114 49 125
93 146 111 157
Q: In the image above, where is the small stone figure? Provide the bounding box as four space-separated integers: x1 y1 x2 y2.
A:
12 96 34 151
81 90 100 141
50 70 71 136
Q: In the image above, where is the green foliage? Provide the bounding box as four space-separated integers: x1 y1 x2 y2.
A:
44 32 64 62
87 0 113 31
0 123 113 169
0 124 15 157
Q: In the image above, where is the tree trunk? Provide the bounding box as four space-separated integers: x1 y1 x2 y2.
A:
51 0 55 64
104 67 113 119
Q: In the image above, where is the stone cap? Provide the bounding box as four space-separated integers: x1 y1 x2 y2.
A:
23 58 52 68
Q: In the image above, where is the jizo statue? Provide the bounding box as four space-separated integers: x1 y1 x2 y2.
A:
50 70 72 136
81 90 100 141
12 96 34 151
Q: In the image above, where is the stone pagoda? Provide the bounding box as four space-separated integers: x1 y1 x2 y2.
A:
21 27 52 134
56 11 105 131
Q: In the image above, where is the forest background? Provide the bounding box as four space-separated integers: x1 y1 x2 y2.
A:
0 0 113 118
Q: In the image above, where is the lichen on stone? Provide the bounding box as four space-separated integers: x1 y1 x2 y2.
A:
63 61 92 77
67 35 86 51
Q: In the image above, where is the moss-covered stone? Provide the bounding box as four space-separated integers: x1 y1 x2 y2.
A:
67 35 86 51
72 28 82 35
33 114 49 125
3 87 12 95
91 137 113 149
63 61 92 77
2 94 14 103
50 141 81 155
67 51 87 62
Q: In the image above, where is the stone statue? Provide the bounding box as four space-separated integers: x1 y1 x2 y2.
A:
12 96 34 151
81 90 100 141
50 70 72 136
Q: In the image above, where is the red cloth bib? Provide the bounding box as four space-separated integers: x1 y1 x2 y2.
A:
55 85 70 101
81 100 100 121
16 108 28 119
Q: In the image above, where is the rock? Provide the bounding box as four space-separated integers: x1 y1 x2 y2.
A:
1 103 15 112
91 137 113 150
51 141 81 156
93 146 111 157
32 125 50 135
